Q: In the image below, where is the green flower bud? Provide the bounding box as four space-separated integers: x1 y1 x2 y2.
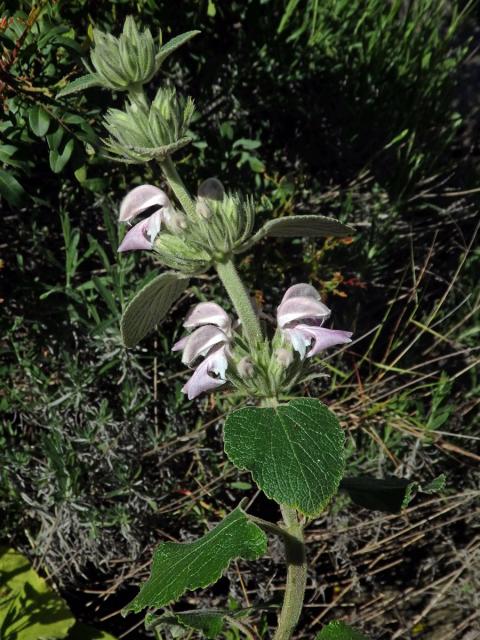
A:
180 180 256 259
88 17 156 90
276 347 294 368
237 356 254 379
165 209 188 234
103 87 194 163
67 17 201 95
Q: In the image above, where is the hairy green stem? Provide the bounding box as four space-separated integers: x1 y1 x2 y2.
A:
160 156 196 217
273 505 308 640
127 83 148 109
159 158 305 636
215 259 263 346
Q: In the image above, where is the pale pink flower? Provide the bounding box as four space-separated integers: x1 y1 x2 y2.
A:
181 348 229 400
118 184 178 252
173 302 233 399
277 283 352 359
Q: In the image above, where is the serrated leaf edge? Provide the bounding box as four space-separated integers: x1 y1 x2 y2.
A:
123 506 267 614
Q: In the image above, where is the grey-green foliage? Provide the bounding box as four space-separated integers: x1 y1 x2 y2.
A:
195 191 256 258
240 214 354 251
90 17 157 89
121 271 190 348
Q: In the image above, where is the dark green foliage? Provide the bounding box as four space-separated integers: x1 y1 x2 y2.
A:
124 507 267 613
338 476 438 514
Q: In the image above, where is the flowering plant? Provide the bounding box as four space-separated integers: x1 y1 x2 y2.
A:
58 16 439 639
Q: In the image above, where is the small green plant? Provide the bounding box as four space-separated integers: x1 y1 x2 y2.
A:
53 16 452 639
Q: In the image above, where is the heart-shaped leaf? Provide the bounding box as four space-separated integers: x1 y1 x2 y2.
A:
123 506 267 614
224 399 345 516
256 215 354 240
121 271 189 348
316 621 368 639
57 73 101 98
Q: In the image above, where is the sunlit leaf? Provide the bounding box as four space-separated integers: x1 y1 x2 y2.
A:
0 547 75 640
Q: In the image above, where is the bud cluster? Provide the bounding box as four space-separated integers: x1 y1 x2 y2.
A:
88 17 158 91
226 335 307 400
84 17 199 94
149 178 255 273
103 87 194 163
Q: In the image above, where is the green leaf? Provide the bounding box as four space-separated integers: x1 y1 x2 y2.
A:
49 139 75 173
254 215 354 241
146 609 225 638
233 138 262 150
316 621 368 639
422 473 446 494
0 547 75 640
57 74 101 98
224 399 345 516
341 473 446 513
47 126 64 151
248 156 265 172
123 506 267 614
0 170 25 207
207 0 217 17
28 105 50 137
121 271 190 348
340 476 418 513
155 30 201 67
